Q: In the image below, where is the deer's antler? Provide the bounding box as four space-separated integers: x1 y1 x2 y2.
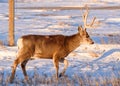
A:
82 5 98 29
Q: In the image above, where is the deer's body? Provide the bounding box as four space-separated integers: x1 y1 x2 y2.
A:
10 26 94 83
17 34 79 60
10 6 97 83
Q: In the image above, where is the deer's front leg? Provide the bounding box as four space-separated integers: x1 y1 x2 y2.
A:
53 55 59 80
59 59 69 77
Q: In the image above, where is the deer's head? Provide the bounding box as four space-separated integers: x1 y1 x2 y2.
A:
78 26 94 45
77 5 99 45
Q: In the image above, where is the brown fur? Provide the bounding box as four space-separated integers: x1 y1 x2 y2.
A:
10 26 94 83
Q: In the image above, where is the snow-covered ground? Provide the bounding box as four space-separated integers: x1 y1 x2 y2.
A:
0 0 120 85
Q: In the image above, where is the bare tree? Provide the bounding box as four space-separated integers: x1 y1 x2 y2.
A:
8 0 15 46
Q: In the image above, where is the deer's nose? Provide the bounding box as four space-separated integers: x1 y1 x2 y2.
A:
91 41 94 44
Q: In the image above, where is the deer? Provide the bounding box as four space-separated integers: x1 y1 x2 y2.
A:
10 7 97 83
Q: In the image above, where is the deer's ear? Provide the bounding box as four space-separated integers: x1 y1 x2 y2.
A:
78 26 83 32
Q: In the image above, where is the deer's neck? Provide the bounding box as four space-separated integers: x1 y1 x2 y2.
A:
65 33 80 53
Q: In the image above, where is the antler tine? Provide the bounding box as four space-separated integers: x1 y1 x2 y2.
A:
90 17 96 27
82 5 89 29
82 5 97 29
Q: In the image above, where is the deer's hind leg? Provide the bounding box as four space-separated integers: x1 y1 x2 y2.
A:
10 48 31 83
10 57 21 83
21 59 29 81
59 59 69 77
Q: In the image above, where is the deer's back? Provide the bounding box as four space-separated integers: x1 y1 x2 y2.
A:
17 35 68 59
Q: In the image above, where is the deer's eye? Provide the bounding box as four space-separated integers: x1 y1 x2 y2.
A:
86 34 89 38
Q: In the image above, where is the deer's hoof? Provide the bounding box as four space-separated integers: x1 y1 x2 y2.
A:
24 76 30 83
9 77 14 83
59 73 64 77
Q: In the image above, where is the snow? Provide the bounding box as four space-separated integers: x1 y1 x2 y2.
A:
0 0 120 85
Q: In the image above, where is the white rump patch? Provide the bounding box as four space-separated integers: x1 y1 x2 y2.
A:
17 38 23 49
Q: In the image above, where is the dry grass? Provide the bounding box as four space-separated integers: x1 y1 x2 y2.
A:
99 35 120 44
0 40 6 50
0 70 120 86
0 40 4 48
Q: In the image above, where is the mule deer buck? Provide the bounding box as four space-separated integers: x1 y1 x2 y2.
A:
10 7 97 83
